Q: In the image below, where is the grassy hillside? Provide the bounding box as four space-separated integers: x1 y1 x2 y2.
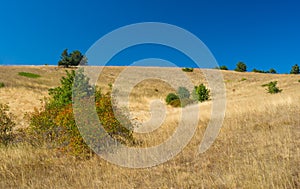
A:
0 66 299 188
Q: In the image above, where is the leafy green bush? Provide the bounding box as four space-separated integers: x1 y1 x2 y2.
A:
18 72 41 78
0 82 4 88
165 93 179 105
234 62 247 72
48 69 94 108
262 81 282 94
192 84 210 102
240 78 247 81
0 104 15 146
182 67 194 72
177 87 190 99
28 68 133 157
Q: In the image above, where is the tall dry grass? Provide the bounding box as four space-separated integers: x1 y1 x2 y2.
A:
0 66 299 188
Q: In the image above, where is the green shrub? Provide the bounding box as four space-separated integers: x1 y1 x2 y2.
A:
177 87 190 99
166 93 179 105
262 81 282 94
298 80 300 83
48 69 94 108
240 78 247 81
28 68 133 157
18 72 41 78
182 67 194 72
0 104 15 146
192 84 210 102
235 62 247 72
0 82 4 88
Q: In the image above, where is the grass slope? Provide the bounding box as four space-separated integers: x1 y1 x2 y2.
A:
0 66 299 188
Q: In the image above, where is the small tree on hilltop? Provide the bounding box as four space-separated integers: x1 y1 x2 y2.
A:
58 49 87 68
235 62 247 72
219 65 228 70
290 64 299 74
269 68 277 74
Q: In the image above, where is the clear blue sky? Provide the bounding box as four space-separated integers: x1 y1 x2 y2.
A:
0 0 299 73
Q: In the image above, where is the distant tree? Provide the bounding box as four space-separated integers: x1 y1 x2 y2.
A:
290 64 299 74
252 68 264 73
234 62 247 72
252 68 277 74
269 68 277 74
58 49 87 68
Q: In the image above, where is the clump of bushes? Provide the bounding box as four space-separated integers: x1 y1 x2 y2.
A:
0 82 4 88
262 81 282 94
27 69 133 157
192 84 210 102
252 68 277 74
18 72 41 78
166 84 210 107
182 67 194 72
166 87 194 108
0 104 15 146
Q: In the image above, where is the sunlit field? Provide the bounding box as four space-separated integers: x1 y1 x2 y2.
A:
0 66 299 188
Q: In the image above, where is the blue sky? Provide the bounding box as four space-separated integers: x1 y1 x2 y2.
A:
0 0 299 73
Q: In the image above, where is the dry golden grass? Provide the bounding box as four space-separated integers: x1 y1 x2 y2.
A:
0 66 299 188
